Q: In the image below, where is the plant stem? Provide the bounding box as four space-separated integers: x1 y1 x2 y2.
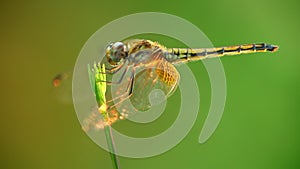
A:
105 126 120 169
88 63 121 169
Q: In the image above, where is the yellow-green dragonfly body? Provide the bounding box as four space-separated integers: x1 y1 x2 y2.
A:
106 39 278 65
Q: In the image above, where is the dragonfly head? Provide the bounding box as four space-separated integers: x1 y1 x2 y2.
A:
105 42 128 65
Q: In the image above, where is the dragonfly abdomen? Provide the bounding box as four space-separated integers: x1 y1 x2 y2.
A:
166 43 278 64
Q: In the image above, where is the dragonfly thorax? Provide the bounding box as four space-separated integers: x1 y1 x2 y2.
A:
105 42 128 65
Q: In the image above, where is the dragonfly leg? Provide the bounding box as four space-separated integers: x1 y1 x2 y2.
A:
99 61 126 74
105 70 135 111
96 66 129 85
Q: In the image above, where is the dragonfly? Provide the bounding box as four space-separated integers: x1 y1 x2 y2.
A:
54 39 279 129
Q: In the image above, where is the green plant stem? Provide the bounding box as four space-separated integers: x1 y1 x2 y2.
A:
105 126 120 169
88 63 121 169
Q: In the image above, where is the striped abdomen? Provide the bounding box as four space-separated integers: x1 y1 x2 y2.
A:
166 43 279 64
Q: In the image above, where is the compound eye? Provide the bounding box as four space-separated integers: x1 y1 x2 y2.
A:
107 42 126 64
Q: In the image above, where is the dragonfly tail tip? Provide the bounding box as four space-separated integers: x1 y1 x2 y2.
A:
269 44 279 52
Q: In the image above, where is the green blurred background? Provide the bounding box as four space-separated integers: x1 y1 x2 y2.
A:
1 0 299 169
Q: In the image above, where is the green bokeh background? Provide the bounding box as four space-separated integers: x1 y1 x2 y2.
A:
1 0 299 169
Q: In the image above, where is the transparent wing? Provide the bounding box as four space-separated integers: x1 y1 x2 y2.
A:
110 49 180 114
130 58 180 111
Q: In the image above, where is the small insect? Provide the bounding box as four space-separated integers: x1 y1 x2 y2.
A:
52 72 70 87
